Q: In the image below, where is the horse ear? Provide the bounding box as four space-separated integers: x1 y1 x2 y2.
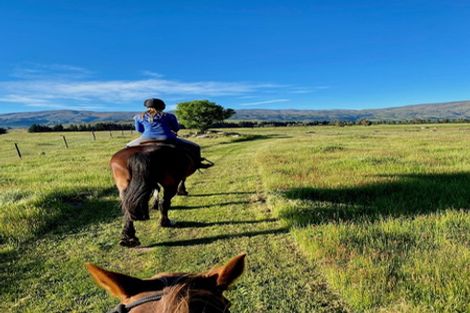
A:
207 253 246 290
86 263 145 301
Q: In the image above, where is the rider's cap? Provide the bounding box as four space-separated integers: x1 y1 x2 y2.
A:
144 98 166 111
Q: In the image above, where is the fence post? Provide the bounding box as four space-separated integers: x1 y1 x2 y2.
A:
92 131 96 141
109 131 113 138
62 135 69 149
14 143 22 159
121 129 124 136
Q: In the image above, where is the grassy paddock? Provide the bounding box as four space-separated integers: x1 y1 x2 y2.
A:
255 124 470 312
0 125 469 312
0 129 347 312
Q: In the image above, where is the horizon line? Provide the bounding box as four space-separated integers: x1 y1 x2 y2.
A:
1 98 470 115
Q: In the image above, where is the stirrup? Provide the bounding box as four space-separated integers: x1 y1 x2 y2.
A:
199 158 214 169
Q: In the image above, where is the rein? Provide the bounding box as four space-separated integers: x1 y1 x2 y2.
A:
106 276 229 313
107 293 163 313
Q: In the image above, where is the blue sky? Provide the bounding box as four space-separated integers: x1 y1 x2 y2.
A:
1 0 470 113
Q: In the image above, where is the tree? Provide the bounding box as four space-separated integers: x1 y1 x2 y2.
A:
0 127 7 135
175 100 235 133
28 124 52 132
357 119 372 126
52 124 64 131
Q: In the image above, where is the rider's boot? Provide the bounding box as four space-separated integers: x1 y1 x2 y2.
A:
198 157 214 169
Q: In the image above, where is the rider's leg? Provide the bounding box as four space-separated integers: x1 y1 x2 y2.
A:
172 137 213 168
175 137 201 161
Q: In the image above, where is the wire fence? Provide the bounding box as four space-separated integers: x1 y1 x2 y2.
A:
0 130 137 162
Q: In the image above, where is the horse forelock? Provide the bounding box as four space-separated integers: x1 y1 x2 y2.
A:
156 275 230 313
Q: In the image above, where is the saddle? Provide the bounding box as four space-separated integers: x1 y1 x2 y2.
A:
139 140 177 149
136 140 214 169
138 140 198 164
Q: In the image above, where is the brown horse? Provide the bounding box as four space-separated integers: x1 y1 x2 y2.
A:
87 253 246 313
110 143 198 247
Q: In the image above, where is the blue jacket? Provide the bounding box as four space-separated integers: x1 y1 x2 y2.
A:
134 112 180 140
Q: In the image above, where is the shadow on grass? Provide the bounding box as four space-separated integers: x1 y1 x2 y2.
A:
30 186 120 238
282 173 470 226
186 191 256 197
170 218 278 229
221 134 291 144
0 247 49 300
143 227 288 248
172 200 250 210
0 186 120 297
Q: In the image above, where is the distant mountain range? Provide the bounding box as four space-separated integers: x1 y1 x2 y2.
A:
1 100 470 128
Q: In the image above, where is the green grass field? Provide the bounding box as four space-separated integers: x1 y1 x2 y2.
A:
0 125 469 312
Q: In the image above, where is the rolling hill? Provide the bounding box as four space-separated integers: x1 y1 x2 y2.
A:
1 100 470 128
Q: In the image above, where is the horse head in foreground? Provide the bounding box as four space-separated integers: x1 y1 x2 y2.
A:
110 143 209 247
87 253 246 313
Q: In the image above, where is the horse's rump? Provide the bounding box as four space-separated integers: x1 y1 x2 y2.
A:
112 143 197 221
111 143 196 178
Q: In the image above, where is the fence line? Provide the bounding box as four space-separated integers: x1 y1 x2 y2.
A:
62 136 69 149
14 143 22 159
2 131 136 160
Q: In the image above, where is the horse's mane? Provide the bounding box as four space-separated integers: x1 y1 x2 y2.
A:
158 275 229 313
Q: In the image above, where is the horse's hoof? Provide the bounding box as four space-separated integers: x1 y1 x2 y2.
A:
160 219 174 227
119 237 141 247
177 190 188 196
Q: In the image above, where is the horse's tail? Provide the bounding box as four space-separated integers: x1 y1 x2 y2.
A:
122 151 155 221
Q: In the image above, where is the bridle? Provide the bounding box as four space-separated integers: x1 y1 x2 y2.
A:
107 293 163 313
106 276 183 313
106 289 230 313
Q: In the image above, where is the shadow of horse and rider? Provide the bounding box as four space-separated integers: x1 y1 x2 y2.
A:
281 172 470 226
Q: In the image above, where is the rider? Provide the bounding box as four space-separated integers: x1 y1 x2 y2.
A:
127 98 213 169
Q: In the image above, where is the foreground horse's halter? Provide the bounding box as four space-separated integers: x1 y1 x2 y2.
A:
106 290 228 313
107 293 163 313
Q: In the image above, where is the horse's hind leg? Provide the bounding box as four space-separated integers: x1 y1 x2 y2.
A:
159 185 177 227
177 179 188 196
113 166 140 247
120 216 140 247
151 185 160 210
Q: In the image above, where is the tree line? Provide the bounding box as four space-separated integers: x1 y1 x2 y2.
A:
28 123 134 133
26 117 470 133
213 118 470 128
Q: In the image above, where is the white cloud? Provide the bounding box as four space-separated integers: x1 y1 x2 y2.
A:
0 95 104 110
290 86 330 94
238 99 290 106
10 63 92 79
141 70 165 78
0 64 327 110
0 76 284 108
